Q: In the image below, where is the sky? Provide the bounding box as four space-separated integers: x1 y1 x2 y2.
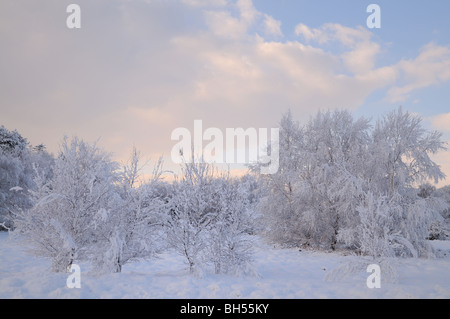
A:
1 0 450 185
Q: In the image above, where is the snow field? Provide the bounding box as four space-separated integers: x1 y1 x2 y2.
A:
1 232 449 299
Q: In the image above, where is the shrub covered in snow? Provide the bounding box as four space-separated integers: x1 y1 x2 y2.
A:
165 161 257 276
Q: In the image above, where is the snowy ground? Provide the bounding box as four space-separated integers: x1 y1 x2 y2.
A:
0 232 449 299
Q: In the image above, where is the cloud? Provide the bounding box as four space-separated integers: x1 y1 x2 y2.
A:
295 23 372 46
203 0 263 39
181 0 228 7
387 43 450 103
295 23 450 104
431 113 450 133
236 0 258 25
295 23 380 75
263 14 283 37
1 0 450 180
295 24 321 42
341 41 381 75
204 10 248 39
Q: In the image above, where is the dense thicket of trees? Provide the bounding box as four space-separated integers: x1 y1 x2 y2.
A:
3 107 450 275
9 136 257 274
256 107 448 258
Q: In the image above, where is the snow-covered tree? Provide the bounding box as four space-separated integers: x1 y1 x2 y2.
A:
90 150 167 273
366 107 447 256
166 160 255 275
14 137 120 272
301 110 371 249
370 107 446 196
255 110 304 246
0 126 35 230
435 185 450 239
258 110 370 249
0 125 28 154
205 177 256 276
166 161 216 274
338 192 394 258
30 144 54 187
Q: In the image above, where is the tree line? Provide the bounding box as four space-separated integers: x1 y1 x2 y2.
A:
1 107 449 275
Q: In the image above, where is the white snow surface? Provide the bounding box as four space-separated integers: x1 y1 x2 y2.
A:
0 232 449 299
